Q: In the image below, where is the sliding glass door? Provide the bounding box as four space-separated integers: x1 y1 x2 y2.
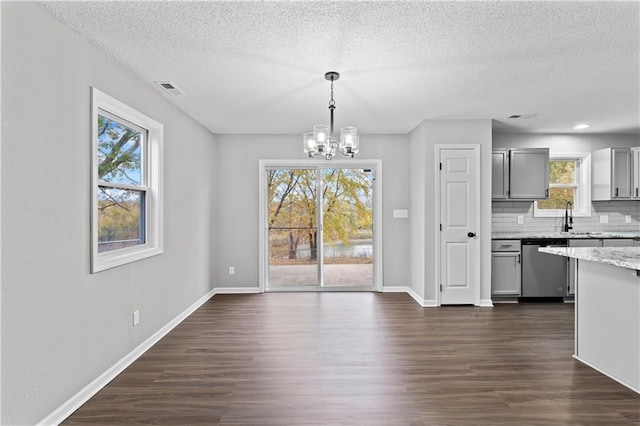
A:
265 165 376 291
267 169 318 287
321 169 373 287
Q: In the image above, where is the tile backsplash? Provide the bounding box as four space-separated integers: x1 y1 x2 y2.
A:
492 201 640 233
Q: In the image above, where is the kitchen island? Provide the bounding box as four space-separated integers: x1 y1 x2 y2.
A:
539 246 640 394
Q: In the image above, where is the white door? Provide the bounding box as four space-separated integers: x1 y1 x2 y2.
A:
439 147 479 305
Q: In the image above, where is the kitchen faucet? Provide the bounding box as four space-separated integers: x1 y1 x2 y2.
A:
564 201 573 232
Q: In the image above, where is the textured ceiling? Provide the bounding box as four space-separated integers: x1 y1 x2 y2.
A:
38 1 640 135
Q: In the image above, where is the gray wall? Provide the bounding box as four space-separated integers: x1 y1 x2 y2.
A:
214 134 410 289
1 3 217 424
492 133 640 233
409 119 493 305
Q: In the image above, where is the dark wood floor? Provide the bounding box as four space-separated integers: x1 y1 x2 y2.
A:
63 293 640 425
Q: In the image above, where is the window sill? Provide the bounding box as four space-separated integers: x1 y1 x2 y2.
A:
92 245 163 273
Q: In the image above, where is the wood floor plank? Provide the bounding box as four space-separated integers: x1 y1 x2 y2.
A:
62 293 640 425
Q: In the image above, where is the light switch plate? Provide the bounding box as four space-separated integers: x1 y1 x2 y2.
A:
600 215 609 224
517 215 524 225
626 215 632 223
393 209 408 219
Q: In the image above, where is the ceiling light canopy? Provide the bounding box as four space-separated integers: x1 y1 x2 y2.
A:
573 123 590 130
303 72 359 160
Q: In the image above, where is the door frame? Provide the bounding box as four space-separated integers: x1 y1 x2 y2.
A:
258 159 383 292
434 145 481 306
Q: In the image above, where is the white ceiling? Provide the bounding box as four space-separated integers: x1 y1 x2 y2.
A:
38 1 640 135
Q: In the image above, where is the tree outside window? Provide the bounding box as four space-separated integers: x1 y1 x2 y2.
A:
97 112 147 252
537 160 576 209
534 154 591 217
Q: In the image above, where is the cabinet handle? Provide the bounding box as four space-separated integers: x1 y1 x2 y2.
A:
545 189 549 198
636 187 638 197
615 187 619 197
517 254 521 264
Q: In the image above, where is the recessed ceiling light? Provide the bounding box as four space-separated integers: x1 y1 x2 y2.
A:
573 123 590 130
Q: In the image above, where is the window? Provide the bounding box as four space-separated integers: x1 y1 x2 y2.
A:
534 153 591 217
91 88 163 272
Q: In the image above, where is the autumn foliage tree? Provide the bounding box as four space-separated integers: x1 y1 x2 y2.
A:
536 160 576 210
268 168 372 263
96 115 144 251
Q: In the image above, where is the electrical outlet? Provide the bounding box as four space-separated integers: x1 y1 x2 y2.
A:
517 215 524 225
600 215 609 224
229 266 235 275
133 310 140 326
626 215 632 223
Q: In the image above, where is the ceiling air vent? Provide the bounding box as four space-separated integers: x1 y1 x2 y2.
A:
154 81 185 96
507 114 538 119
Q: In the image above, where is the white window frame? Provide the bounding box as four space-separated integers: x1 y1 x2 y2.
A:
534 153 591 218
91 87 163 273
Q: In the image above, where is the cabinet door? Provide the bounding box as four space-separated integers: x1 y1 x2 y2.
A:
509 149 549 199
632 148 640 199
612 148 631 198
491 252 521 296
492 150 509 199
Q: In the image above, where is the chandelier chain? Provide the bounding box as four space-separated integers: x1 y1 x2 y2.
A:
329 79 336 107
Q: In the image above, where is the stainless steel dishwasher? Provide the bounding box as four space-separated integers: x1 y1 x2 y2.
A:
521 239 568 298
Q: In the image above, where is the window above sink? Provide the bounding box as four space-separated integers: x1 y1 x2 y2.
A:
534 153 592 218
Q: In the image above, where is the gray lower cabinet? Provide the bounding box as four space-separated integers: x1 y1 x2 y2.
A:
602 238 635 247
491 240 521 297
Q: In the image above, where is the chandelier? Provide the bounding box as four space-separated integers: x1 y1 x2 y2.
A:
303 71 359 160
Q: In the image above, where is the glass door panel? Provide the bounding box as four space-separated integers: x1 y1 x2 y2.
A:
321 169 374 287
267 169 318 287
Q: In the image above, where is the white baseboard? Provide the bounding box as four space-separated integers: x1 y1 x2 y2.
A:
422 298 439 307
573 355 640 395
381 285 410 293
214 286 261 294
39 288 217 426
382 286 438 307
479 298 494 307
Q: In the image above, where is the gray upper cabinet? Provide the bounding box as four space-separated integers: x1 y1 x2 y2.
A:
592 148 632 200
509 149 550 199
632 147 640 199
493 148 549 200
492 149 509 199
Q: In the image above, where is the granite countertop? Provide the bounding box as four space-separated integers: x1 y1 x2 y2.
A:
492 231 640 240
539 246 640 271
